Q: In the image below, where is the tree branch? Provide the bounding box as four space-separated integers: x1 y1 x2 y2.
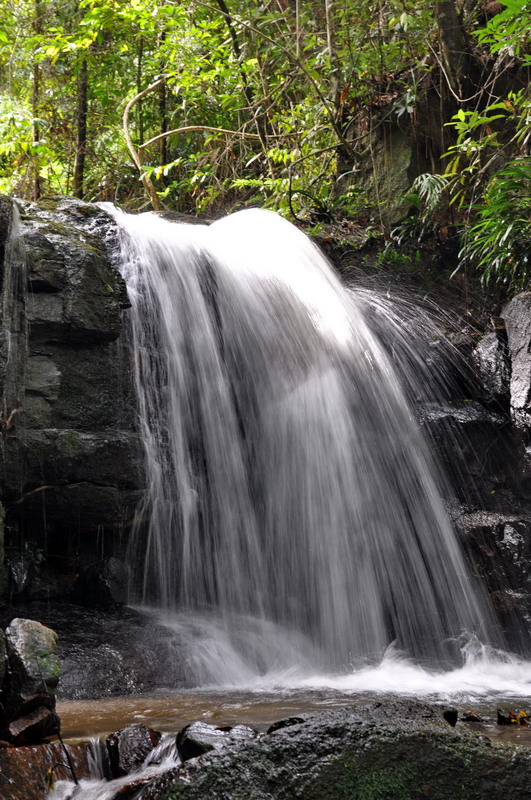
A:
122 78 166 210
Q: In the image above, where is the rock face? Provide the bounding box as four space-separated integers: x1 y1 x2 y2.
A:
0 196 143 602
138 704 531 800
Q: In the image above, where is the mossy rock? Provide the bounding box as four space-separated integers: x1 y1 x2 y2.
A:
139 704 531 800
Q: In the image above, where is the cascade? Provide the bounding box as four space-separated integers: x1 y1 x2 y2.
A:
107 206 498 677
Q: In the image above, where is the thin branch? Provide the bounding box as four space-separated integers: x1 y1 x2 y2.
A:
139 125 262 150
122 79 166 210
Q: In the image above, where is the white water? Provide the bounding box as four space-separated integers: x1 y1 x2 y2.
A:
135 605 531 700
103 205 520 675
49 735 179 800
46 206 531 800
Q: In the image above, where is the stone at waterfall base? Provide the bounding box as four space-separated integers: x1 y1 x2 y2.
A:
107 722 162 777
136 704 531 800
177 721 257 761
0 618 61 744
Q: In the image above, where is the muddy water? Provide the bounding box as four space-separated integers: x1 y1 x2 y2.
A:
57 689 531 747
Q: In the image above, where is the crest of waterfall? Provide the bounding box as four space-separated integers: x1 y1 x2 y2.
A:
107 206 497 674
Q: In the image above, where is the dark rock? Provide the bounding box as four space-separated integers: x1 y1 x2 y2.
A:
502 292 531 427
267 716 305 735
7 706 60 744
107 723 162 777
20 211 125 345
0 197 143 601
0 740 93 799
0 195 13 249
0 618 61 744
443 708 458 727
6 556 33 597
0 630 5 688
176 721 257 762
462 711 483 723
71 558 129 609
456 510 531 648
1 603 187 701
9 428 143 490
473 331 510 399
138 704 531 800
419 401 518 499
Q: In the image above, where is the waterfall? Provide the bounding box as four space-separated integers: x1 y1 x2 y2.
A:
107 206 497 675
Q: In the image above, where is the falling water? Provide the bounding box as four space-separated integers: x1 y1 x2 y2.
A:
107 206 498 676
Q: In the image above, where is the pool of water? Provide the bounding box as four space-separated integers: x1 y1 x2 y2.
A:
57 687 531 746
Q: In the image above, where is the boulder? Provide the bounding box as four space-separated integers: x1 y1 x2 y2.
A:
502 292 531 427
176 721 257 762
107 723 161 778
138 704 531 800
4 618 60 707
2 618 61 742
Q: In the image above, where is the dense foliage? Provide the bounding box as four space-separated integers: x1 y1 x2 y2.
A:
0 0 529 289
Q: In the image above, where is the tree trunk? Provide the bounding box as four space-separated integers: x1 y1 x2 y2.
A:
72 58 88 199
435 1 473 96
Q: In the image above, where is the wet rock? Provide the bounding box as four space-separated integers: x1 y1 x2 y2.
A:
4 618 60 714
176 721 257 762
71 558 129 609
473 331 510 399
1 618 60 744
502 292 531 427
4 603 186 701
443 708 458 727
139 704 531 800
0 740 93 800
7 705 60 744
267 716 305 734
0 197 143 602
107 723 162 778
20 210 125 346
6 555 33 597
0 630 5 688
419 401 517 499
462 710 483 723
456 510 531 648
